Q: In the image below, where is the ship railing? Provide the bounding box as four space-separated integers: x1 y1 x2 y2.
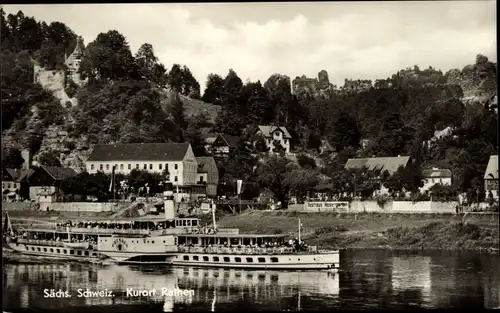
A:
177 245 295 255
56 227 151 235
16 238 66 247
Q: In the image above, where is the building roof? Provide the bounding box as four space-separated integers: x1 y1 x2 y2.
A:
3 168 35 182
218 134 240 147
257 125 292 139
345 156 411 175
422 168 452 178
87 143 190 162
41 165 78 181
196 157 218 174
484 155 498 179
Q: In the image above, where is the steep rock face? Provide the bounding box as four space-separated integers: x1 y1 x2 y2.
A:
342 79 372 92
34 65 78 107
292 70 335 98
445 54 497 104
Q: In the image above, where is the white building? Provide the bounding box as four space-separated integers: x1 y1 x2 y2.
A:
420 168 452 193
85 143 198 186
256 125 292 154
484 155 498 200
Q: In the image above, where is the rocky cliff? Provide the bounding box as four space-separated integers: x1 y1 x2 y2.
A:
292 70 336 98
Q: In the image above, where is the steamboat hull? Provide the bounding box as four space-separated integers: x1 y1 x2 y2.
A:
170 251 340 270
6 240 102 262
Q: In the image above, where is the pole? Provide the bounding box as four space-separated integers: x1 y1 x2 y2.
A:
298 218 301 244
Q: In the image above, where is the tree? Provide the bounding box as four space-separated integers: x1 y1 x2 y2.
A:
79 30 139 82
38 150 61 166
221 69 243 108
2 148 25 169
183 122 206 156
135 43 166 85
202 73 224 105
329 112 361 151
256 155 299 205
383 163 424 194
168 92 187 139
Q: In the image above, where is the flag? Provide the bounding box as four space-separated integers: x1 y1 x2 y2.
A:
3 211 13 236
109 166 115 193
236 180 243 195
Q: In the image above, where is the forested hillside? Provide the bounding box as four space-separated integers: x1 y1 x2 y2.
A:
1 9 497 203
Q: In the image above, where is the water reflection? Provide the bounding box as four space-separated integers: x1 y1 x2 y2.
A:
3 250 499 311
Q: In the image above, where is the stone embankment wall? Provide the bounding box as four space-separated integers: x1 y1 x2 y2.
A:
290 200 494 214
2 202 120 212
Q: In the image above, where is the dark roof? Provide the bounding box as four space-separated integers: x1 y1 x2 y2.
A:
422 168 452 178
196 157 218 174
484 155 498 179
87 143 190 162
41 165 78 180
345 156 411 175
218 134 240 147
3 168 35 182
257 125 292 139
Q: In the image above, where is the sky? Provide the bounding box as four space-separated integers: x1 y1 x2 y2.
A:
3 2 497 91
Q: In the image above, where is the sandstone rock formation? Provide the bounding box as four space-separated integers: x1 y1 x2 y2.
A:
292 70 335 98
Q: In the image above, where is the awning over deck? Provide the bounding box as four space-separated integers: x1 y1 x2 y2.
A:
180 234 288 238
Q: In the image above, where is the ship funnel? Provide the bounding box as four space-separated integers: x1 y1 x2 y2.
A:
164 182 175 220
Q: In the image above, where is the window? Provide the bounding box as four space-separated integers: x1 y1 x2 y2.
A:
235 257 242 263
175 164 178 170
270 257 279 263
91 164 94 170
159 164 163 170
144 164 147 170
223 257 230 262
136 164 139 169
193 256 199 261
258 257 266 263
77 251 82 255
56 249 60 253
203 256 209 261
63 249 67 254
106 164 109 170
100 164 104 171
128 164 132 170
165 164 168 170
213 257 219 262
150 164 153 170
70 250 75 255
50 248 54 253
43 248 47 252
174 176 178 182
120 164 124 170
246 257 253 263
85 251 89 256
183 255 189 260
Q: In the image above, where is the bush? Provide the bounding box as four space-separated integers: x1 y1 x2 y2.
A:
65 76 79 98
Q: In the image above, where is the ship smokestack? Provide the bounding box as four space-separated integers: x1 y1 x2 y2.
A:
164 182 175 220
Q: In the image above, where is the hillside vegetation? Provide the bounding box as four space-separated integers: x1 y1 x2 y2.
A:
1 9 497 204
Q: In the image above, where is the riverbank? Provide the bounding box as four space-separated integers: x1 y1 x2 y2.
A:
208 211 499 253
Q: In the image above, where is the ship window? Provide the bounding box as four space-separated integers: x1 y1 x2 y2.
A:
175 164 178 170
163 240 166 243
183 255 189 261
193 256 199 261
235 257 242 263
192 220 198 226
92 253 97 257
128 164 131 170
258 258 266 263
152 241 155 244
223 257 230 262
85 251 89 256
187 220 191 226
246 257 253 263
43 248 47 252
270 257 279 263
213 257 219 262
56 249 60 253
77 251 82 256
203 256 209 261
63 249 67 254
70 250 75 255
31 247 35 251
50 248 54 252
182 220 186 226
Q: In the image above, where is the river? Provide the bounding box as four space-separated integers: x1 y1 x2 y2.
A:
2 249 499 312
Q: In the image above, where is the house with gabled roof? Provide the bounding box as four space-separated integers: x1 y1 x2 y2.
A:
2 168 35 201
28 165 78 202
420 167 452 192
344 156 412 196
195 156 219 197
85 143 198 187
210 133 241 156
484 155 498 200
255 125 292 154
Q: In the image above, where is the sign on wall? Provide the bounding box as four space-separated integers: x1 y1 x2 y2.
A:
305 201 350 211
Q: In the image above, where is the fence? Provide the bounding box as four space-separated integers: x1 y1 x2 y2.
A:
291 200 494 214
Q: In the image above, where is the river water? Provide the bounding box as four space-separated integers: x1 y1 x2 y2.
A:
3 249 499 312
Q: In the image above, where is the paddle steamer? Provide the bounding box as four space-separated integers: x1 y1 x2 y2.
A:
98 184 340 270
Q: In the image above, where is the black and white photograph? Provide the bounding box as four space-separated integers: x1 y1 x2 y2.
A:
1 1 498 312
